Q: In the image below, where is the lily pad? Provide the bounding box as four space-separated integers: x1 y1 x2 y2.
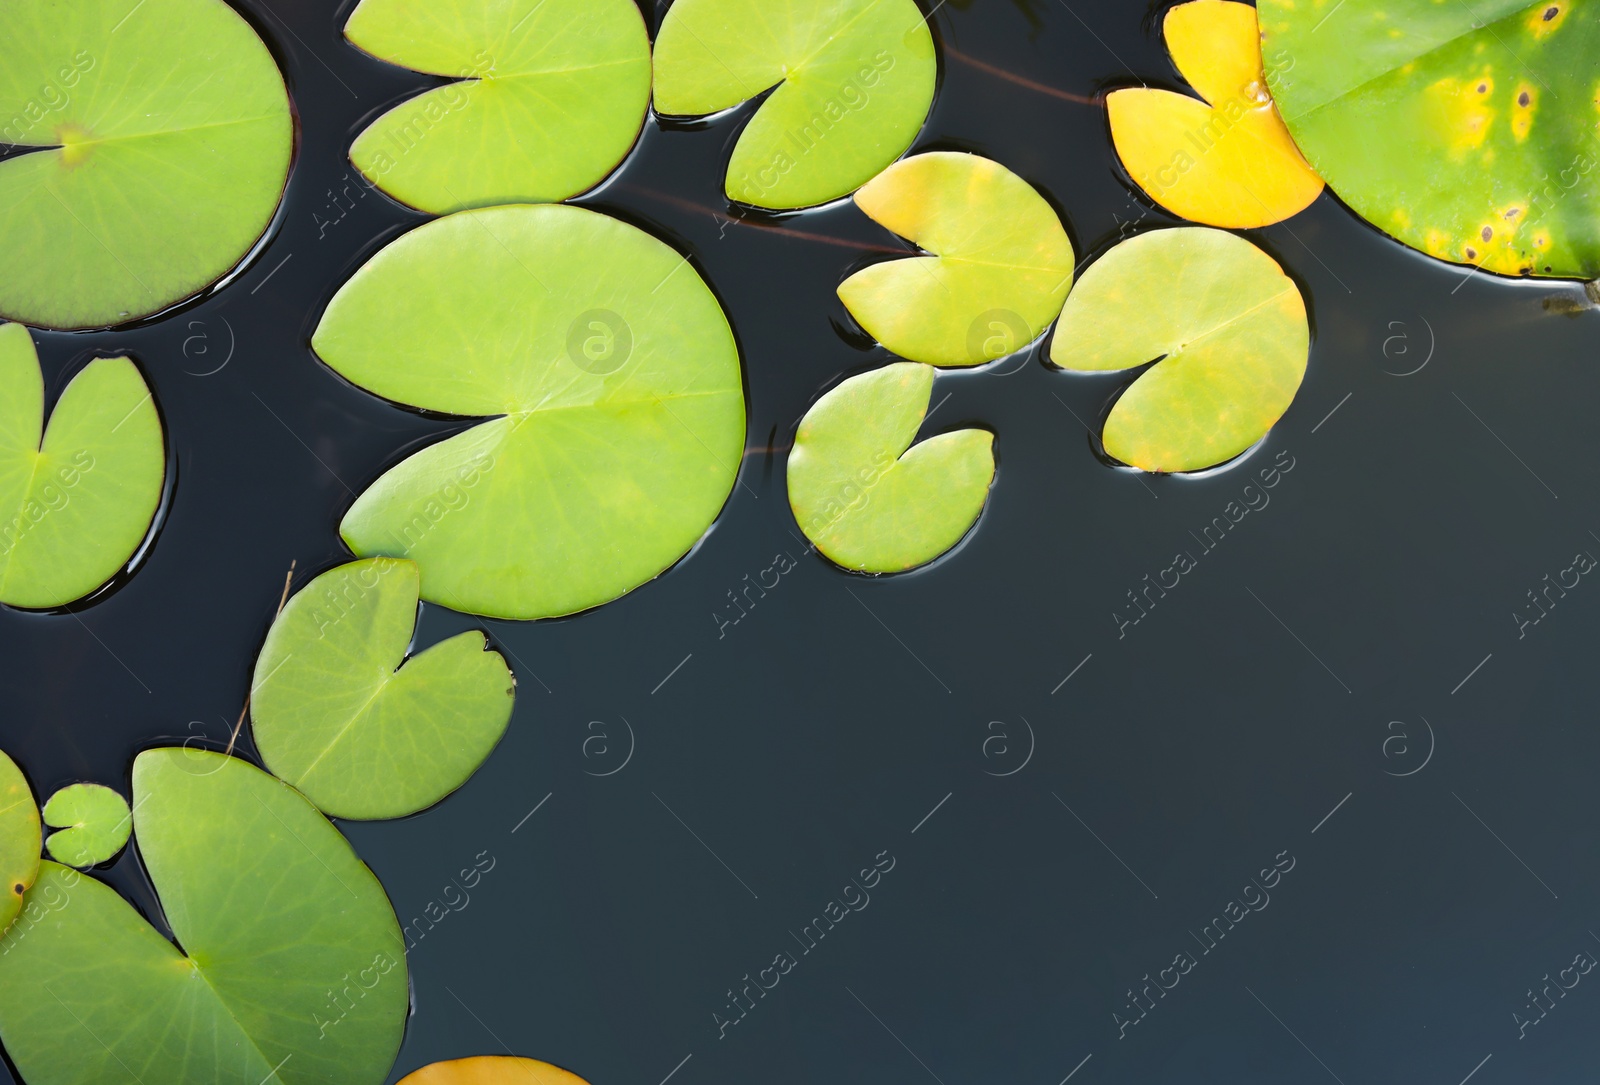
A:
252 558 515 820
1260 0 1600 278
41 783 130 868
0 750 407 1085
0 323 165 610
1108 0 1323 229
0 749 39 937
838 152 1076 367
314 204 745 620
1049 228 1308 473
345 0 650 213
653 0 937 210
788 362 994 572
0 0 293 328
400 1057 594 1085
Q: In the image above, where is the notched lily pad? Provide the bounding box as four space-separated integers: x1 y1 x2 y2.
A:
0 749 40 937
0 323 165 609
1261 0 1600 278
42 783 131 868
653 0 937 210
1050 228 1308 473
839 152 1077 367
0 0 293 328
313 204 745 620
345 0 650 213
788 362 995 573
252 557 515 820
399 1056 595 1085
0 750 408 1085
1108 0 1323 229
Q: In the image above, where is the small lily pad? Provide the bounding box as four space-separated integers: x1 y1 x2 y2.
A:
838 152 1076 366
0 0 293 328
313 205 745 620
1261 0 1600 278
1050 228 1308 473
42 783 130 868
1108 0 1323 229
0 750 407 1085
0 323 165 609
0 749 40 937
653 0 937 210
788 362 994 573
251 558 515 821
400 1057 594 1085
345 0 650 213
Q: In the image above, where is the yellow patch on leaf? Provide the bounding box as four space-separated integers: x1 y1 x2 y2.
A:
1108 0 1323 229
399 1057 593 1085
1527 1 1569 37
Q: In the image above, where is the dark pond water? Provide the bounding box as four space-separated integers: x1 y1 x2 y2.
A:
6 0 1600 1082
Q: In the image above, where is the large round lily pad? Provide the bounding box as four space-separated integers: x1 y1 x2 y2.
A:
252 558 516 820
1050 228 1308 473
0 749 39 938
0 323 165 610
0 750 408 1085
345 0 650 213
653 0 937 210
839 152 1077 367
313 205 746 620
788 362 995 573
0 0 293 328
1261 0 1600 278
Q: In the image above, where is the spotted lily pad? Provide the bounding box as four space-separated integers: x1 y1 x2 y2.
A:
653 0 937 210
345 0 650 213
838 153 1076 367
0 0 293 328
0 750 407 1085
314 205 745 620
789 362 994 572
1050 228 1308 473
41 783 130 868
1108 0 1323 229
0 323 165 609
0 749 39 937
400 1057 594 1085
1261 0 1600 278
252 558 515 820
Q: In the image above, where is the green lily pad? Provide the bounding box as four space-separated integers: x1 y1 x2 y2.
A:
345 0 650 213
838 152 1076 366
653 0 937 210
1260 0 1600 278
314 204 745 620
0 750 407 1085
1049 228 1308 473
252 558 515 820
0 749 40 937
0 0 293 328
0 323 165 609
41 783 130 868
788 362 995 573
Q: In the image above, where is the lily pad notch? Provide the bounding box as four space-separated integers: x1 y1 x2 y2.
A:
653 0 939 210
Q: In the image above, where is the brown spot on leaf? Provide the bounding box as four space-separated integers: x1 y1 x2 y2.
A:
1544 5 1559 20
1519 91 1531 106
1477 83 1488 93
11 884 21 895
1482 226 1494 242
1465 246 1479 259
